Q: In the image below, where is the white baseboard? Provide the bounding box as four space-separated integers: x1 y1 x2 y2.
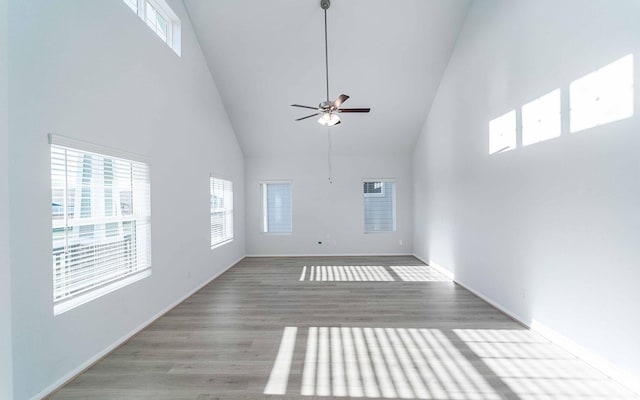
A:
453 276 528 329
530 319 640 396
412 254 455 281
421 257 640 397
33 255 245 400
246 253 415 257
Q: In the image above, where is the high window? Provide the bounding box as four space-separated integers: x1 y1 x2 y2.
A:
210 177 233 248
261 182 293 234
50 135 151 314
364 180 396 233
122 0 181 56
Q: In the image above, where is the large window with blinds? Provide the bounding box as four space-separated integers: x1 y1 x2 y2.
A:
261 182 293 234
363 180 396 233
210 177 233 248
50 136 151 315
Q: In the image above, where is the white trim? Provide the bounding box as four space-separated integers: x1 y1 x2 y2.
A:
453 276 528 328
530 320 640 396
362 178 397 183
413 254 455 281
417 256 640 397
258 180 293 185
121 0 181 56
210 171 233 182
246 253 414 258
48 134 150 164
210 238 233 250
33 256 245 400
54 269 152 315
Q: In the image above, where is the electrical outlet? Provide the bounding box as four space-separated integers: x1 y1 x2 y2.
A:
399 239 403 246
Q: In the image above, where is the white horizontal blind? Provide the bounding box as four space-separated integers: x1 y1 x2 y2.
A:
262 183 292 233
51 144 151 311
210 177 233 247
364 181 396 232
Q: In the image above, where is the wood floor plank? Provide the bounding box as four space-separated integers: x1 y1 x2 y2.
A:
49 256 639 399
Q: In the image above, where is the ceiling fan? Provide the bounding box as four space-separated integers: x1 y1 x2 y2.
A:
291 0 371 126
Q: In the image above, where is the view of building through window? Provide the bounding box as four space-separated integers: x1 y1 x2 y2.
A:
50 141 151 314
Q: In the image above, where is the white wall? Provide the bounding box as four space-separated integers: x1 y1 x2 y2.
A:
8 1 244 398
246 154 412 256
414 0 640 389
0 0 13 397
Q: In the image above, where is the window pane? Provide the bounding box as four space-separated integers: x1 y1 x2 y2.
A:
51 143 151 313
211 177 233 247
156 14 168 41
364 181 396 233
263 183 292 233
145 2 157 27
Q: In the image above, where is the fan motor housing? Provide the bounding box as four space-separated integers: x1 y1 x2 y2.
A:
320 0 330 10
320 101 333 110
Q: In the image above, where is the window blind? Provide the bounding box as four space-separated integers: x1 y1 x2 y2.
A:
51 143 151 313
364 181 396 232
262 183 292 233
210 177 233 247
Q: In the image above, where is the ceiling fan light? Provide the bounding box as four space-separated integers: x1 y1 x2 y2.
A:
317 112 340 126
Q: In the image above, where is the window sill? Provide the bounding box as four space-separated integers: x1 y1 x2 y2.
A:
211 238 233 250
54 269 152 315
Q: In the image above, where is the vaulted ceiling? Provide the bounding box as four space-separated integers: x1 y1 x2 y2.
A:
184 0 471 157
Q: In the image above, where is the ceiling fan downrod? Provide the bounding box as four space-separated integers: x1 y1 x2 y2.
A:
321 0 330 102
289 0 371 125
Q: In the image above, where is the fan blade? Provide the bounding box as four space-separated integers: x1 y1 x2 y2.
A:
291 104 319 110
295 113 320 121
333 94 350 108
337 108 371 113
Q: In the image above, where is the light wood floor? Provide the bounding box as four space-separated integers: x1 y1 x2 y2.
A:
50 256 638 399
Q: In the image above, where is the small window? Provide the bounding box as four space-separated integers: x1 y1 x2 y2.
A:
50 135 151 315
124 0 138 12
210 177 233 248
364 180 396 233
122 0 181 56
145 1 170 43
261 182 292 234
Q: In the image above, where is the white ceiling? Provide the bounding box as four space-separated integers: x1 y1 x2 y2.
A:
184 0 471 157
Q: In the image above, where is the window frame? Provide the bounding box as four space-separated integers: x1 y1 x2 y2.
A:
122 0 181 56
363 181 385 197
210 175 234 249
363 179 397 234
49 134 152 315
260 180 293 235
